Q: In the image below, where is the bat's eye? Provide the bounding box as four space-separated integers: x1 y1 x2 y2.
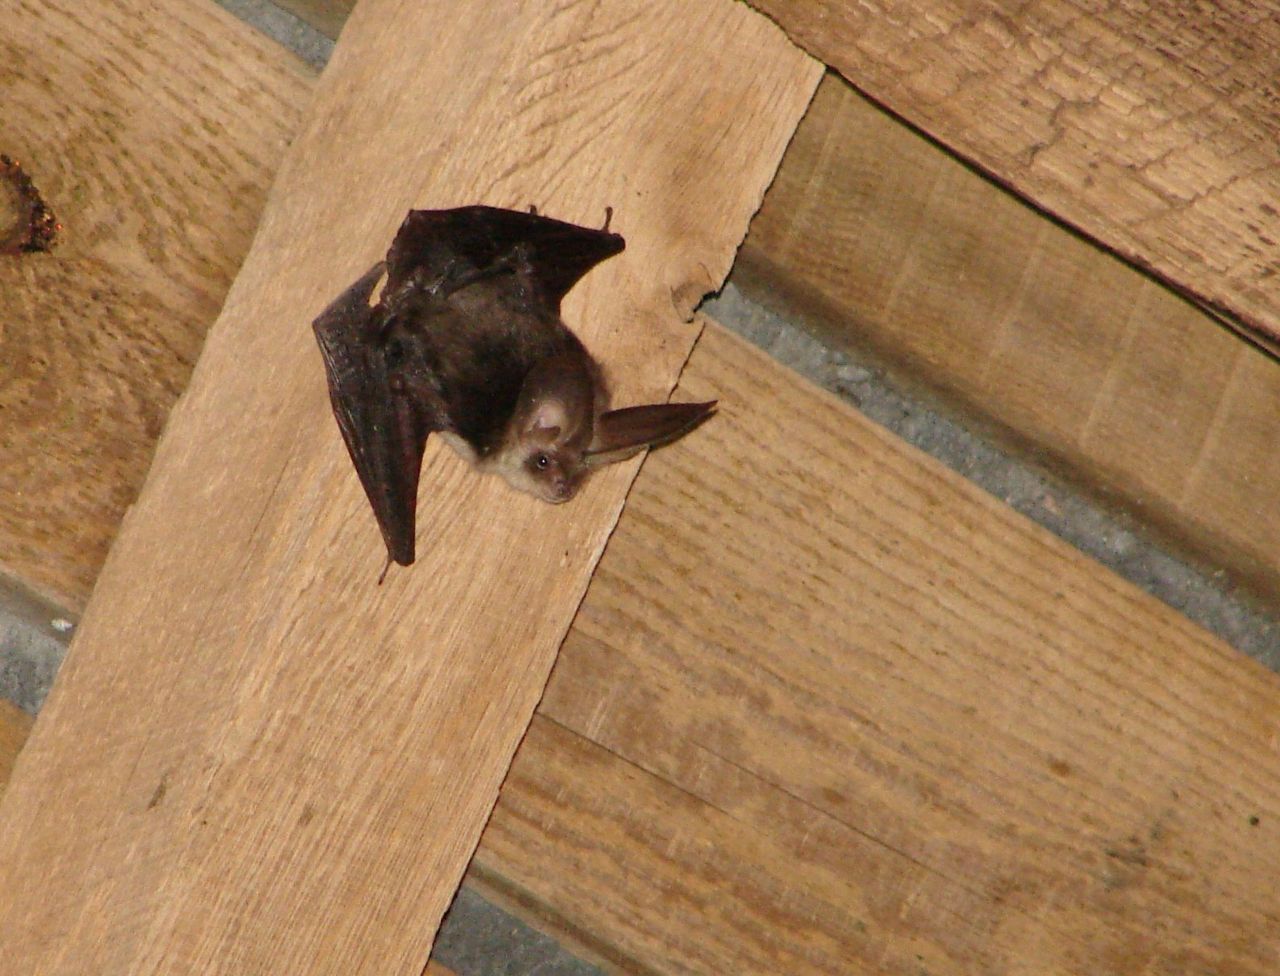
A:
534 453 551 471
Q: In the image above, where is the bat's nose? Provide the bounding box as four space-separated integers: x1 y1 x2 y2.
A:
550 478 576 503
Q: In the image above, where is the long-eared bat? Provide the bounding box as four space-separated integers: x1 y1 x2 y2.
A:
312 205 715 575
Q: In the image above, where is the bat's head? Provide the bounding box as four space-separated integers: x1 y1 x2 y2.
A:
490 351 598 503
491 351 717 504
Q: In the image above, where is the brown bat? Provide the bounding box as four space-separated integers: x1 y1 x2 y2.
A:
312 205 715 575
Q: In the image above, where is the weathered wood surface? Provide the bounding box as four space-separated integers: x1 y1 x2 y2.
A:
5 322 1278 972
0 3 819 975
0 699 32 795
16 0 1280 625
5 0 1279 973
740 75 1280 608
746 0 1280 352
273 0 352 39
0 711 462 971
478 322 1280 974
0 0 313 609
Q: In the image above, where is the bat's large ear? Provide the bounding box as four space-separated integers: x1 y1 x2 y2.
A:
515 351 596 443
522 396 567 440
584 400 716 466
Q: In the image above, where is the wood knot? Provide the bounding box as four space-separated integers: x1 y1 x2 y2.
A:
1 155 59 255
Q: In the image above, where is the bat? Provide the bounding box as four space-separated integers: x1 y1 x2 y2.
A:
312 205 715 577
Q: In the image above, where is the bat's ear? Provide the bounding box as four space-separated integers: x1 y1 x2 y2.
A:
585 400 716 466
522 397 565 440
516 351 595 443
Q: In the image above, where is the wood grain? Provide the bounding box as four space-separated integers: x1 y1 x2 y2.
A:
274 0 353 38
0 0 314 609
745 0 1280 352
739 75 1280 608
0 2 819 974
0 699 32 795
0 705 454 976
476 321 1280 975
8 308 1276 973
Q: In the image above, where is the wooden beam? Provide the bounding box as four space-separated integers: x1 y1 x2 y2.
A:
0 700 32 796
9 304 1278 972
5 0 1277 970
0 0 313 609
273 0 352 39
745 0 1280 352
0 4 819 976
477 321 1280 974
0 706 449 976
739 75 1280 607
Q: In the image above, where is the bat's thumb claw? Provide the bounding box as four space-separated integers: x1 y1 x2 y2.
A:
313 262 386 331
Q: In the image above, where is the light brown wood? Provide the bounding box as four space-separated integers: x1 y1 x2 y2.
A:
0 699 32 796
0 4 819 975
0 711 463 972
5 1 1276 972
9 316 1277 974
476 321 1280 975
739 75 1280 607
274 0 352 38
0 0 314 610
745 0 1280 351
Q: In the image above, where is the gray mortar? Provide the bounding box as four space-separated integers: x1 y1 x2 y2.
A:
0 574 72 714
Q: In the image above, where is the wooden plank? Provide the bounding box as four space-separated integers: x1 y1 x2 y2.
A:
0 699 32 796
476 321 1280 974
0 0 314 610
738 75 1280 607
9 316 1276 974
0 5 819 976
274 0 352 39
5 0 1275 970
0 703 455 976
744 0 1280 352
259 3 1280 607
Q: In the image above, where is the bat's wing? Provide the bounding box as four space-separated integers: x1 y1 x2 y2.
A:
312 262 435 567
386 205 625 312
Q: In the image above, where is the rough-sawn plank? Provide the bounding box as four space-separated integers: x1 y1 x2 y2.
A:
0 0 313 609
746 0 1280 352
5 321 1278 971
478 322 1280 974
0 2 820 974
739 75 1280 612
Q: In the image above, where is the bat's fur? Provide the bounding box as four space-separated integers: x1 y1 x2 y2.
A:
313 206 714 571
